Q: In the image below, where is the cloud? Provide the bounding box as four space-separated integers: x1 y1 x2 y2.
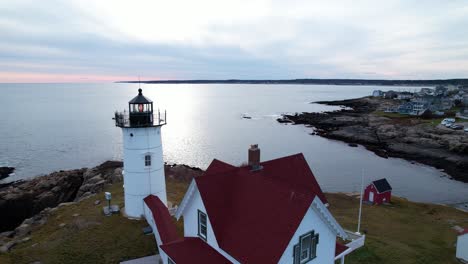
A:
0 0 468 82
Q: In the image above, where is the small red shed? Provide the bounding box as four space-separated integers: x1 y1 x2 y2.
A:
363 178 392 205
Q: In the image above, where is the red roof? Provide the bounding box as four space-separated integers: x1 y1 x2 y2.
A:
335 242 349 257
160 237 231 264
143 195 180 244
459 228 468 236
195 153 327 263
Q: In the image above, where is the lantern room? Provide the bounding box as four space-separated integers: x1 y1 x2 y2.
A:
114 88 166 128
128 88 153 126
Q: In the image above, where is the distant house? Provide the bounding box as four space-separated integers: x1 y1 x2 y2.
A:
384 90 397 99
363 178 392 205
372 90 383 97
398 102 414 115
418 87 434 96
396 92 413 100
412 95 435 104
434 86 448 96
453 94 463 101
431 98 453 111
457 229 468 262
459 86 468 94
410 102 429 116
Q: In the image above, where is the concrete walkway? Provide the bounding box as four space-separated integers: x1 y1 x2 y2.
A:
120 255 161 264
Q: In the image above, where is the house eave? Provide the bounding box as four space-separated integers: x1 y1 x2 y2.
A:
175 179 197 220
311 196 347 239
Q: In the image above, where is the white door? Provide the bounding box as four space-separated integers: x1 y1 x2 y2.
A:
369 192 374 202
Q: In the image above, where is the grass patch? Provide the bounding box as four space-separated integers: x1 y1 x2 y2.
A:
373 111 410 119
328 193 468 264
0 179 190 264
1 179 467 264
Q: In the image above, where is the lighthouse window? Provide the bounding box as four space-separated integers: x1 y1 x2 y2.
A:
145 155 151 166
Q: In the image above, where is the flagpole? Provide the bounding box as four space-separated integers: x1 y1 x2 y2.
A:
357 168 364 234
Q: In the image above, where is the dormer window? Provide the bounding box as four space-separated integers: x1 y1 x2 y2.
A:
198 210 207 241
145 155 151 167
293 231 319 264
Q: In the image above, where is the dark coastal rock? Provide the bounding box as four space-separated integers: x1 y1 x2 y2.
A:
0 168 85 232
276 117 293 124
76 161 123 199
0 160 203 233
281 96 468 183
0 161 124 233
165 163 203 182
0 167 15 180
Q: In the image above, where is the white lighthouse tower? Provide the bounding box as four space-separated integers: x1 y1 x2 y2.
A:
114 88 167 218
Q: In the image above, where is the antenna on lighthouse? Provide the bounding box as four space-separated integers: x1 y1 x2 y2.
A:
138 76 141 89
357 168 364 234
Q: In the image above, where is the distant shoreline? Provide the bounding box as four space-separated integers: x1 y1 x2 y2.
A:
279 96 468 183
116 78 468 86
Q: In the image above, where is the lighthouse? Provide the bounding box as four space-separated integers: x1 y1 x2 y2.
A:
114 88 167 218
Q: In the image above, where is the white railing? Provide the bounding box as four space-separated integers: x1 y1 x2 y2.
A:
344 230 366 251
335 230 366 261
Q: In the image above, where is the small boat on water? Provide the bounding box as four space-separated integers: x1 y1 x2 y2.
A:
242 113 252 119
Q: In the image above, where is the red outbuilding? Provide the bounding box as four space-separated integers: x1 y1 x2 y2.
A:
363 178 392 205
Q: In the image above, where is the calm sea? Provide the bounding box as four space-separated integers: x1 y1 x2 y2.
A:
1 83 467 204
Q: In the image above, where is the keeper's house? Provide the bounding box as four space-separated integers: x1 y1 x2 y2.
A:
144 145 357 264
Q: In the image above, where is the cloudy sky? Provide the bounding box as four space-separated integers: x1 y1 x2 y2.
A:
1 0 468 82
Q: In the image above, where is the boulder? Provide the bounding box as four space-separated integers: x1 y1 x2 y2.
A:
0 240 16 253
0 168 85 232
0 167 14 180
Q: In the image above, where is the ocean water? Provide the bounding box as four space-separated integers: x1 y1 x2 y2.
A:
1 83 467 204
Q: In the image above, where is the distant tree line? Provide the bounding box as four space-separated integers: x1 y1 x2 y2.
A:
117 79 468 86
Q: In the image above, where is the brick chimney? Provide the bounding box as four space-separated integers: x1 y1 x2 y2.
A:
248 144 262 171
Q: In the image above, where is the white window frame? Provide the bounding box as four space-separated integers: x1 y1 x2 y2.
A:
145 154 151 167
198 210 208 241
300 233 312 263
293 231 319 264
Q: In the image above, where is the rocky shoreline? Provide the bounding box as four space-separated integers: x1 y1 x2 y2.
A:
0 167 14 181
279 96 468 183
0 161 202 234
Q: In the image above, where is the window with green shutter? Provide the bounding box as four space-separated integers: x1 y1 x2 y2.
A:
293 231 319 264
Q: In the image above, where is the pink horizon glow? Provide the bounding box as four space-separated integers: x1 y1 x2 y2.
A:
0 72 163 83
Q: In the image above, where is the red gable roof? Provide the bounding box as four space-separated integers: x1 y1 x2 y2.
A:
143 195 180 244
335 242 349 257
195 153 327 263
160 237 231 264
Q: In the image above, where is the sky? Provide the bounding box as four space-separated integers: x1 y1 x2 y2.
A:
1 0 468 82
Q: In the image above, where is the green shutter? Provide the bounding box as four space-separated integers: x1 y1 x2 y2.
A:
293 244 300 264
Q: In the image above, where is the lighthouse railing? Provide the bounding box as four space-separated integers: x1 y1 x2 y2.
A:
114 110 166 127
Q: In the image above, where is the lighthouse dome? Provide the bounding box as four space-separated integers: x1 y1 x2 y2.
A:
129 88 152 104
